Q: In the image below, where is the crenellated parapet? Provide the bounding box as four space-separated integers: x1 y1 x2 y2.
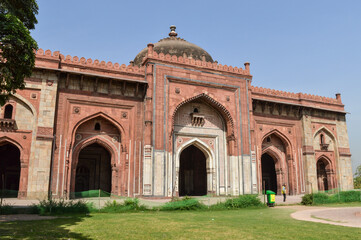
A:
35 48 145 77
142 44 251 76
251 85 342 105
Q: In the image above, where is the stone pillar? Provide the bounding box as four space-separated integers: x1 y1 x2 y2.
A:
301 114 317 194
143 49 154 196
276 168 283 195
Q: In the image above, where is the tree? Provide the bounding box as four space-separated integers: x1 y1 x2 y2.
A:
354 164 361 189
0 0 38 106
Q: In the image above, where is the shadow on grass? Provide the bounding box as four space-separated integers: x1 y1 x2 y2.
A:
0 215 93 240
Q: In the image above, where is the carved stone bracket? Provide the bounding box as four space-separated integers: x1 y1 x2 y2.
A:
320 143 329 151
190 113 205 127
0 119 17 131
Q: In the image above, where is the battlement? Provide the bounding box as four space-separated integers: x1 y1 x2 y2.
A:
251 86 342 105
35 48 145 76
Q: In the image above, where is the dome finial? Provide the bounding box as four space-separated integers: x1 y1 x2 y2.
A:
169 25 177 37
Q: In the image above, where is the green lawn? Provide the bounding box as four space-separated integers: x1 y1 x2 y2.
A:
1 208 361 239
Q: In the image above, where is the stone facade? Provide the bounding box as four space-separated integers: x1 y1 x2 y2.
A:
0 27 353 199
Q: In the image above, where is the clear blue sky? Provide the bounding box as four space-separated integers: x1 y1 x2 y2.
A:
32 0 361 173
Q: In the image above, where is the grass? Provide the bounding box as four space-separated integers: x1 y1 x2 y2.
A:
1 208 361 239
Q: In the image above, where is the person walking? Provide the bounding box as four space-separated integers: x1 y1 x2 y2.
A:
282 184 287 202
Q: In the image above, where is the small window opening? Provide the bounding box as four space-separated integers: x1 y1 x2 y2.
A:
193 108 199 113
4 105 13 119
94 122 101 131
320 134 324 144
266 137 271 143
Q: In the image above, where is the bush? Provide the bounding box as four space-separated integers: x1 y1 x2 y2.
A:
223 195 263 209
101 198 147 213
160 197 206 211
306 190 361 205
301 194 313 205
339 190 361 202
34 199 92 215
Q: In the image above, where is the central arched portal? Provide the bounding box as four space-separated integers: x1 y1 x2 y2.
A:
0 143 21 198
75 143 111 193
261 153 277 194
179 145 207 196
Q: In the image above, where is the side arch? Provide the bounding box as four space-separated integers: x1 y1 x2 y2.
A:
260 129 295 194
316 155 336 191
0 137 28 198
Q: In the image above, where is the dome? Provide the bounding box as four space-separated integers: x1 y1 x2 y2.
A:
133 26 214 66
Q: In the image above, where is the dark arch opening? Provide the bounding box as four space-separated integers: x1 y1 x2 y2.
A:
4 105 13 119
317 159 329 191
0 143 20 198
320 134 324 144
261 153 277 194
94 122 101 131
75 143 111 194
179 145 207 196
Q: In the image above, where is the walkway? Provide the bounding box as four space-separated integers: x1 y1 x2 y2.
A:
290 206 361 228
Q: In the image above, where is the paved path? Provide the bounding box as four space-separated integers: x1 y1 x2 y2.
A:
290 206 361 228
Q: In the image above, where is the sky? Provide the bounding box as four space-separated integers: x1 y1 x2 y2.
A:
31 0 361 173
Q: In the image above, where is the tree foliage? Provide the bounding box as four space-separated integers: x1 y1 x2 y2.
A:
0 0 38 106
354 164 361 189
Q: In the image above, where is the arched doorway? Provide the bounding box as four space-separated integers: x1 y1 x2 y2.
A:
317 159 329 191
261 153 277 194
179 145 207 196
0 143 20 198
75 143 111 194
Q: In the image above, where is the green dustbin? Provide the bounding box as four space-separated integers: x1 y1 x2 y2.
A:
266 190 276 207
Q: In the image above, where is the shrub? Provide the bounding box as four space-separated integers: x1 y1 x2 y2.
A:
339 190 361 202
101 198 147 213
301 194 313 205
34 199 91 215
160 197 206 211
308 190 361 205
223 195 263 209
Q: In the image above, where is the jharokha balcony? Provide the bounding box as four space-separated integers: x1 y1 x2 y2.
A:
0 119 17 131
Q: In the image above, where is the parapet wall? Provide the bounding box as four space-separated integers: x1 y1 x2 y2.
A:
35 49 145 79
251 85 345 112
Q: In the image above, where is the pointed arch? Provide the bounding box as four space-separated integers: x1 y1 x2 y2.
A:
262 145 283 163
12 93 36 117
70 136 118 196
171 93 235 136
0 136 27 198
260 129 295 195
71 112 126 145
316 154 333 170
261 129 292 150
0 136 23 152
72 135 118 168
313 126 336 140
176 138 214 166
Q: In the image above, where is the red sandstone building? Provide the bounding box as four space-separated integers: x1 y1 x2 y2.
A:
0 26 353 199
